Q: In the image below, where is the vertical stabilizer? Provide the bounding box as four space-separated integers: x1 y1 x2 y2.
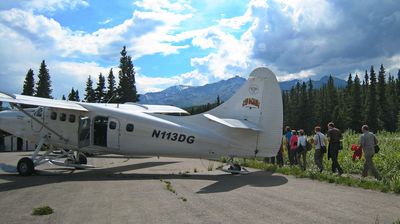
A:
208 67 283 157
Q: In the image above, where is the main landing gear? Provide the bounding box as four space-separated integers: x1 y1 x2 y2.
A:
221 157 250 175
16 136 92 176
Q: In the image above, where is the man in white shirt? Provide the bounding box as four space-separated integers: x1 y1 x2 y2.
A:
313 126 326 172
360 125 381 180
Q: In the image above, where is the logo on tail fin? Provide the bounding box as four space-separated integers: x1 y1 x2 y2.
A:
242 98 260 109
249 84 259 95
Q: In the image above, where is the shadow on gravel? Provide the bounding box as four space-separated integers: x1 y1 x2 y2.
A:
0 162 288 194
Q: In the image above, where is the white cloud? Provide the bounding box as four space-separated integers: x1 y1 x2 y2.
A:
98 18 112 25
133 0 193 12
136 69 209 93
22 0 89 12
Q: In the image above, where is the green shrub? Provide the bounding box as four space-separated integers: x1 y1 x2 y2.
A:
32 206 54 216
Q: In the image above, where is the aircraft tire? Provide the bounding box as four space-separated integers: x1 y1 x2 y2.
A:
78 153 87 165
17 157 34 176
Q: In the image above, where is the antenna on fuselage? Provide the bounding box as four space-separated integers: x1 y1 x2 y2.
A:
106 93 116 104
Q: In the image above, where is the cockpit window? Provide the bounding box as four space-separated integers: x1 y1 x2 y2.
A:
60 113 66 122
50 112 57 120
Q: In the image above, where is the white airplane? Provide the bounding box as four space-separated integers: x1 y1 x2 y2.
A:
0 67 282 176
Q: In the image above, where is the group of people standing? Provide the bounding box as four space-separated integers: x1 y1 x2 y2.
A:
278 122 381 180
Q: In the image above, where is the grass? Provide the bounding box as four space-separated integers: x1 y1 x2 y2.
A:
31 206 54 216
160 179 188 202
230 131 400 193
207 163 214 171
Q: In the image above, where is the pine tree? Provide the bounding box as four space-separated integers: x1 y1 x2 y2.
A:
75 90 80 102
22 69 35 96
326 75 338 125
386 74 397 132
95 73 106 103
350 74 362 131
305 79 315 134
396 70 400 117
344 73 354 129
62 95 66 100
298 82 308 130
216 95 221 105
361 70 369 121
68 88 76 101
117 46 138 103
365 66 378 132
35 60 52 98
105 68 116 103
397 112 400 132
377 64 391 131
84 76 96 103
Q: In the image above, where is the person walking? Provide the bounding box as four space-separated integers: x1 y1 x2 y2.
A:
359 125 381 180
289 130 298 165
327 122 343 175
313 126 326 172
296 129 307 170
276 138 284 167
284 126 292 164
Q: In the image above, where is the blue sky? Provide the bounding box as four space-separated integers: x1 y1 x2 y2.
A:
0 0 399 98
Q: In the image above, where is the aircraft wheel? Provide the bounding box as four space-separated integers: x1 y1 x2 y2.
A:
77 153 87 165
17 157 34 176
228 164 241 171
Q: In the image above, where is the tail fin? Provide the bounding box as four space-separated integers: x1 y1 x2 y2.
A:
208 67 283 157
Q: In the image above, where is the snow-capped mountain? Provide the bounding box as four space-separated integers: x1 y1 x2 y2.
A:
139 75 346 108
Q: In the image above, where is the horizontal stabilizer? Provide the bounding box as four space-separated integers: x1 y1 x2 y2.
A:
203 114 262 131
0 92 88 111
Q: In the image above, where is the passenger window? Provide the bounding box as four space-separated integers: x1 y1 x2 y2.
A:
60 113 66 121
50 112 57 120
69 114 76 123
126 124 134 132
109 121 116 130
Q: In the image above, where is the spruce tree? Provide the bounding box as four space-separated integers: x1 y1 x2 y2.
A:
386 74 397 132
326 75 338 125
84 76 96 103
95 73 106 103
305 79 315 134
117 46 138 103
350 75 362 131
397 112 400 132
35 60 52 98
396 70 400 116
361 70 369 119
216 95 221 105
377 64 390 131
105 68 116 103
62 95 66 100
365 66 378 132
68 88 76 101
22 69 35 96
75 90 80 102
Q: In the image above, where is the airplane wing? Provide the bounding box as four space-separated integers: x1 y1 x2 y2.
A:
0 92 187 114
102 102 189 115
203 114 262 131
0 92 88 111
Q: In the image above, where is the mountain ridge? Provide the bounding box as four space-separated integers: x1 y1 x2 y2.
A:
139 75 347 108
